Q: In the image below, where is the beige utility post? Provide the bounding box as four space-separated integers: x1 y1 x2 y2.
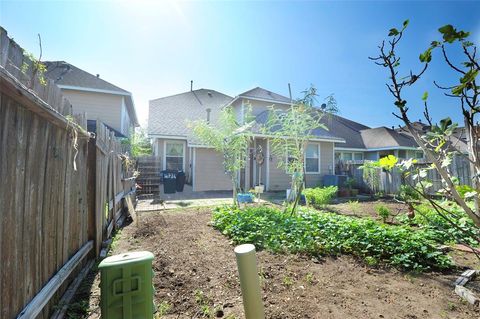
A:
234 244 265 319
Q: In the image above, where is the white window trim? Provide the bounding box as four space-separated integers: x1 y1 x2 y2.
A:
305 143 321 174
337 151 363 161
285 143 321 174
163 140 186 171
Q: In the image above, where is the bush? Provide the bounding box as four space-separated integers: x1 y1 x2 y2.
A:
213 206 452 271
398 185 421 201
397 201 479 247
375 204 391 223
303 186 338 208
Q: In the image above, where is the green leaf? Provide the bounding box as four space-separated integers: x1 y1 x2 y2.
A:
421 91 428 101
419 48 432 63
439 117 452 131
438 24 470 43
403 19 409 28
388 28 399 36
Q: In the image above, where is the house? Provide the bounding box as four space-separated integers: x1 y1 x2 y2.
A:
148 86 345 192
45 61 139 137
148 86 430 193
325 115 423 164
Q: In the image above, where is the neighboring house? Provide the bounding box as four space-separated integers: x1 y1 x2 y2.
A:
45 61 139 137
324 115 423 164
148 87 345 192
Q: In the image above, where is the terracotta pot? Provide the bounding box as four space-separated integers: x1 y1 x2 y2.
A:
338 188 350 197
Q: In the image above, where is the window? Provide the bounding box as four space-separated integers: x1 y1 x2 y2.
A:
398 150 407 159
305 144 320 173
353 153 363 160
165 141 184 171
335 152 341 161
342 152 353 161
415 151 424 159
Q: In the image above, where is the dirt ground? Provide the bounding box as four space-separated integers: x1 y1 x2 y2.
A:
68 207 479 319
327 199 408 222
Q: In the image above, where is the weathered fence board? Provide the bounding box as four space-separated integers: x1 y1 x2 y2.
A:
0 27 136 318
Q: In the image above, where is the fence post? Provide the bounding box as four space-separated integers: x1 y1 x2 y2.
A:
234 244 265 319
87 138 101 256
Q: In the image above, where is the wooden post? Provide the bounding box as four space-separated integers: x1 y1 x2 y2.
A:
234 244 265 319
87 138 99 256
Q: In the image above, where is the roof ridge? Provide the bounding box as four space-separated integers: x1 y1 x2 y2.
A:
150 88 232 102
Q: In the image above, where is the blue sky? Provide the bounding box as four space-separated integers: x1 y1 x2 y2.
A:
1 0 479 128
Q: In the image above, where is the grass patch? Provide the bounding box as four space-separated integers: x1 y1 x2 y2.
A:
213 205 453 271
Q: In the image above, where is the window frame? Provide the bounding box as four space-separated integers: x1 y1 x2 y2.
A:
163 140 186 171
304 143 321 174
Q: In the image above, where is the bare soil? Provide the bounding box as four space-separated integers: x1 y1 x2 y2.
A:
327 199 408 223
68 207 479 319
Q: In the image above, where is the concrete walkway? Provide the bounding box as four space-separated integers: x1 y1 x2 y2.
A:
135 185 285 211
136 184 233 211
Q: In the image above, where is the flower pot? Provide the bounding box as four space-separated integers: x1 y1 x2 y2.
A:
338 188 350 197
237 193 254 203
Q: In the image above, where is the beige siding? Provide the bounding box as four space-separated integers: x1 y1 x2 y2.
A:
268 141 335 191
305 142 335 187
194 148 232 191
61 89 123 132
120 97 132 136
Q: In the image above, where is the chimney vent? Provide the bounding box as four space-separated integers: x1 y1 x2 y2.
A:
206 108 211 123
96 74 100 78
190 80 193 91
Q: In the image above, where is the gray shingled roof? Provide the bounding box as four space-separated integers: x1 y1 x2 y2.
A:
148 89 233 142
321 114 370 149
44 61 139 126
360 127 417 149
45 61 130 94
251 110 345 142
239 87 292 104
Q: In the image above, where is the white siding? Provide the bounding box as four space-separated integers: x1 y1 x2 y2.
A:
61 89 123 133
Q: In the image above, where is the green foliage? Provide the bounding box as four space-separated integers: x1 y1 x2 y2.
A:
344 177 356 190
213 206 452 271
398 185 421 201
191 106 251 205
378 155 398 171
397 202 480 247
264 87 338 214
359 161 381 195
120 128 152 158
375 204 391 223
303 186 338 208
21 50 47 86
157 301 172 317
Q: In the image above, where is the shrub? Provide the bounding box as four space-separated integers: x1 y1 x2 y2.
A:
303 186 338 208
398 185 421 201
212 206 452 271
397 201 479 247
375 204 391 223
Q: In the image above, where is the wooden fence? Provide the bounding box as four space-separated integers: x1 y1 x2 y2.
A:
337 155 472 195
0 27 135 318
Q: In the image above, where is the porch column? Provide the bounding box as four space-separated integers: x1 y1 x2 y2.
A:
266 139 270 191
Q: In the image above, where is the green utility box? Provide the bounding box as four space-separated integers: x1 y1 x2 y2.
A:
99 251 155 319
